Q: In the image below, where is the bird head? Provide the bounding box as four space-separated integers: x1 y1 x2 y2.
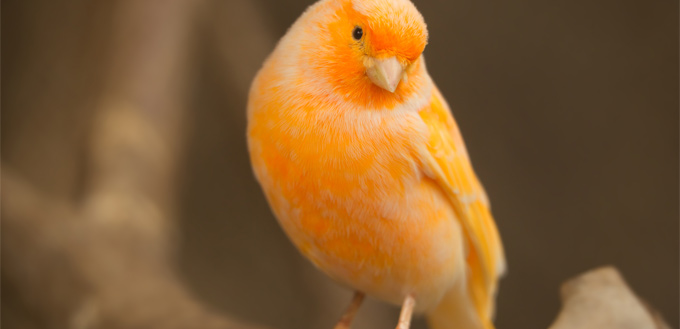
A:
348 0 428 93
298 0 429 107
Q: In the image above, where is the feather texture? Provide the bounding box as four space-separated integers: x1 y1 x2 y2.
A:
247 0 505 327
418 88 506 329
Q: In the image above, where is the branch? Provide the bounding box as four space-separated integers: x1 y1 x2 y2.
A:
549 266 671 329
1 0 271 327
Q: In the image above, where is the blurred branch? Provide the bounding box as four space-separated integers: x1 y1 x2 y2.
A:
89 0 198 217
2 167 268 329
549 266 671 329
1 0 272 328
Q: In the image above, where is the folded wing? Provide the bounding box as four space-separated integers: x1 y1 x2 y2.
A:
417 87 506 320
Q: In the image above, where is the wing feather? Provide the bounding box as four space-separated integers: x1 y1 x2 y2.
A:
418 87 505 318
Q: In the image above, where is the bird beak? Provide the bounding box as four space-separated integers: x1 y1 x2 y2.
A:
366 56 404 93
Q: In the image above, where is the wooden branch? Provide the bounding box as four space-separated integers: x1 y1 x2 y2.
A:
1 0 271 328
88 0 199 216
548 266 671 329
2 167 269 329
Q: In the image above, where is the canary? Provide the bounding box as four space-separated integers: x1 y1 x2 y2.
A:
247 0 505 328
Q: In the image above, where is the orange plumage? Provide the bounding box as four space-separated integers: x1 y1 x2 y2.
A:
247 0 505 328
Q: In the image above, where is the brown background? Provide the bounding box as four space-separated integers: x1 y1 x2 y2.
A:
3 0 678 329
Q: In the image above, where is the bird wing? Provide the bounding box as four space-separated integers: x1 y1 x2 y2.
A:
417 86 506 318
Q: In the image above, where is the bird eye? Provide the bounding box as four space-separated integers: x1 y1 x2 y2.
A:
352 26 363 40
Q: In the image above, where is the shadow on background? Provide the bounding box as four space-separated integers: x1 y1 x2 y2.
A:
3 0 678 328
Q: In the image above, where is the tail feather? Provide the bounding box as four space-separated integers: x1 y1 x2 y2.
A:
427 249 499 329
427 277 495 329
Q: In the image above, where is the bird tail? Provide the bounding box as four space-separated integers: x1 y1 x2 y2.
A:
426 254 497 329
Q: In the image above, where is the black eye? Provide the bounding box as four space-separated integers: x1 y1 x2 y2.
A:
352 26 363 40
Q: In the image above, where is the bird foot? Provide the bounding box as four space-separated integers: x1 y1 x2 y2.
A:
333 291 365 329
395 295 416 329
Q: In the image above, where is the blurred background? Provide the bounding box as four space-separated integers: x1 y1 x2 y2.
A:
2 0 678 329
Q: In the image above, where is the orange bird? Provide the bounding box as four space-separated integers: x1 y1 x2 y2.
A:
247 0 506 328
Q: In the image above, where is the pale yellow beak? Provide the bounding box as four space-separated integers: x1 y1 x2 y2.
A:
366 56 404 93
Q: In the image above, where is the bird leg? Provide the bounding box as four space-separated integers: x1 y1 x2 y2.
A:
396 295 416 329
333 291 365 329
